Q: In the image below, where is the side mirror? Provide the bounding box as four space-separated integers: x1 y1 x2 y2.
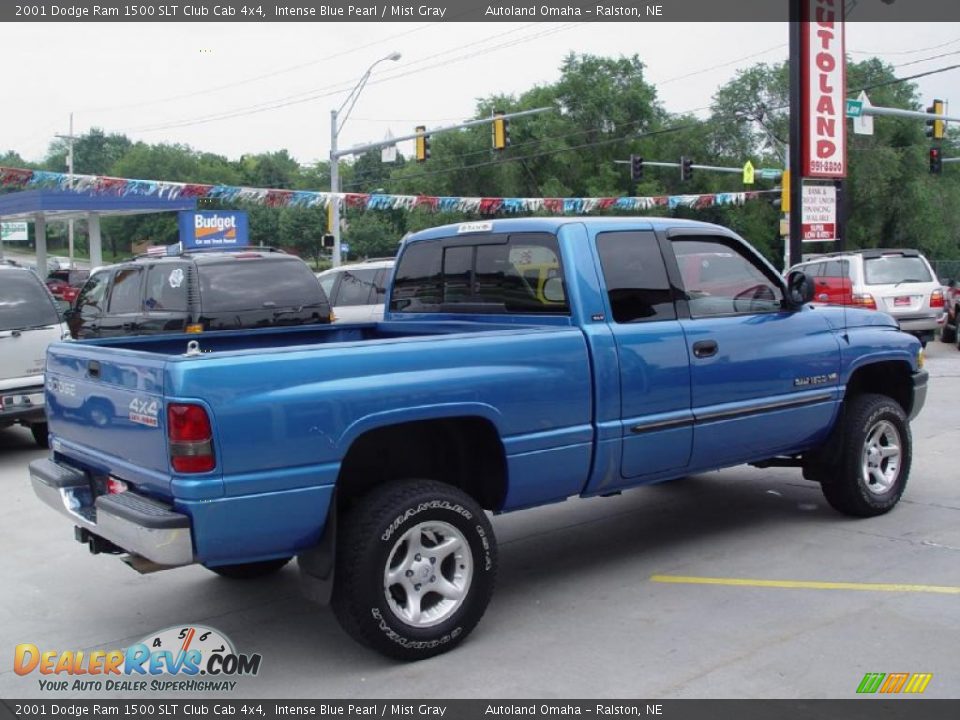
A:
786 270 815 307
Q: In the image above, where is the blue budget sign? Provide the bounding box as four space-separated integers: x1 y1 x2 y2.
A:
178 211 249 249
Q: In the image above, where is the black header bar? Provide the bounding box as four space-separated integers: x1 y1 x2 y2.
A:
4 0 960 23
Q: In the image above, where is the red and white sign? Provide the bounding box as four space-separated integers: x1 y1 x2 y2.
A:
802 0 846 178
801 184 837 242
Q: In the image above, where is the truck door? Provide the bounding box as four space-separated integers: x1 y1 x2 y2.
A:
668 231 841 469
590 229 692 490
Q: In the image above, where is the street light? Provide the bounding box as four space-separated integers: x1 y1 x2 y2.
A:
329 51 401 267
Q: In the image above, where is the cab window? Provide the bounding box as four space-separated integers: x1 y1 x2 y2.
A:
596 231 676 323
391 233 568 315
674 237 782 318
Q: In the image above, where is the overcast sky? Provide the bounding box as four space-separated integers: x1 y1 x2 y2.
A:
5 21 959 171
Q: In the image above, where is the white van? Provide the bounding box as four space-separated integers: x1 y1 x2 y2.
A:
317 258 394 323
0 265 69 446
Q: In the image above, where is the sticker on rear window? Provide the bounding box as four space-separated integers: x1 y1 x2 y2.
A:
457 222 493 234
168 268 184 289
129 398 159 427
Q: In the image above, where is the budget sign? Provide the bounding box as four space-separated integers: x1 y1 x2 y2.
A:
178 211 249 250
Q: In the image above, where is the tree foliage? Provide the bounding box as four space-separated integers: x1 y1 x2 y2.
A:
11 53 959 267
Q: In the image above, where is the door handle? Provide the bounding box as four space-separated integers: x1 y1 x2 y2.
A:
88 360 101 379
692 340 718 358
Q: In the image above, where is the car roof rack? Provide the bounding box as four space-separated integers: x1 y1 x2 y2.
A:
130 246 288 261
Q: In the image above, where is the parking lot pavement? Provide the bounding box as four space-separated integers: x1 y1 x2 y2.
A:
1 342 957 700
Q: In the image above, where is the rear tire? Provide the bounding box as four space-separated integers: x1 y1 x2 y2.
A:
940 319 956 344
332 479 497 661
820 394 911 518
207 557 291 579
30 423 49 449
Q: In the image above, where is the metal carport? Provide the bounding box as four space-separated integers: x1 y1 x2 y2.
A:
0 190 197 271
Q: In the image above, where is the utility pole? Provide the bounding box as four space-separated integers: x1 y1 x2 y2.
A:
54 112 77 268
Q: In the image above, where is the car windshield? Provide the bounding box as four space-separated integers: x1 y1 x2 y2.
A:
0 272 60 330
863 256 932 285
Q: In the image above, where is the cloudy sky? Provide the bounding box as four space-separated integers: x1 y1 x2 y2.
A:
5 21 959 169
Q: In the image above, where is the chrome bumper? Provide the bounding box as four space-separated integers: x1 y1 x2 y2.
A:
29 458 194 567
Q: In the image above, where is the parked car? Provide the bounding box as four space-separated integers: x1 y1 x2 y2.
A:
940 275 960 346
0 264 69 446
787 249 944 345
45 269 90 305
66 247 331 339
317 258 393 323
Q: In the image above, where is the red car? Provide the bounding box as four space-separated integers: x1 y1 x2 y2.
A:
45 269 89 305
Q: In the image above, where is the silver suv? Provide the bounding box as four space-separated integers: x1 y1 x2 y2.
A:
0 265 69 446
789 249 944 346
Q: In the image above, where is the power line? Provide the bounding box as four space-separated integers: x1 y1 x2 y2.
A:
80 23 438 114
114 23 572 135
849 36 960 57
654 44 787 86
894 50 960 69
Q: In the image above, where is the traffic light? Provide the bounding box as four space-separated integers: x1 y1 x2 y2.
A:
930 146 943 175
926 99 945 140
630 154 644 181
492 110 509 150
415 125 431 163
680 156 694 182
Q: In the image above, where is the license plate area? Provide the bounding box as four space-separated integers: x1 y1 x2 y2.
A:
894 296 912 307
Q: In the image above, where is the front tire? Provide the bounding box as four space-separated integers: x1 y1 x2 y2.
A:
940 317 956 344
820 394 911 517
332 479 497 661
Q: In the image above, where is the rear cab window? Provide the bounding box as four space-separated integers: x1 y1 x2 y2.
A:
391 233 569 315
143 263 189 313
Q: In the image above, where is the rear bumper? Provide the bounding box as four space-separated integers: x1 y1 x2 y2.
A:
29 458 194 566
897 317 940 333
0 384 45 425
909 370 928 421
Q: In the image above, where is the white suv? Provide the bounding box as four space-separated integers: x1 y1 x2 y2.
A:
788 249 944 345
317 258 394 323
0 265 69 446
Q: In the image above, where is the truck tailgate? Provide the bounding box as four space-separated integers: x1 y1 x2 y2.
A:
45 342 177 497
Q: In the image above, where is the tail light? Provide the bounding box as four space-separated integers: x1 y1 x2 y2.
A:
851 293 877 310
167 403 215 473
930 290 944 309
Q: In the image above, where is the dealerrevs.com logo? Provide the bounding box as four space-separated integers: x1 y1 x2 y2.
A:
14 625 261 692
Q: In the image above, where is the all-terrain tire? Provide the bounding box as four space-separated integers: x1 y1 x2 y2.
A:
820 394 911 518
331 479 497 661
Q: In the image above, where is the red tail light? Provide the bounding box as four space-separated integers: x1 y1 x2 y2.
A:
930 290 944 309
851 293 877 310
167 403 215 473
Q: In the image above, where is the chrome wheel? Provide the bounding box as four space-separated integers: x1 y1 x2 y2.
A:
383 520 472 628
861 420 901 495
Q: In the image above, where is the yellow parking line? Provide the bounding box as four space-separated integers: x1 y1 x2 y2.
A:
649 574 960 595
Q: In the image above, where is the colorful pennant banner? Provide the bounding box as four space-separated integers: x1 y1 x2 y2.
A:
0 166 775 215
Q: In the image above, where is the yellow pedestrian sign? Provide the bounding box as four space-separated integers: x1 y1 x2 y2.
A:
743 161 755 185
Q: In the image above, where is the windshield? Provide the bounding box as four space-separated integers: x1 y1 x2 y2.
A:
864 256 933 285
0 272 60 330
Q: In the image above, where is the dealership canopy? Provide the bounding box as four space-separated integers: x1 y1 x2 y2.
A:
0 189 197 271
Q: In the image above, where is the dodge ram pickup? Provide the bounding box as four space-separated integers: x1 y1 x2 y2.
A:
30 217 928 661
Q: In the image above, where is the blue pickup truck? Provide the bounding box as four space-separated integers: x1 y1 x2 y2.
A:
30 217 927 660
